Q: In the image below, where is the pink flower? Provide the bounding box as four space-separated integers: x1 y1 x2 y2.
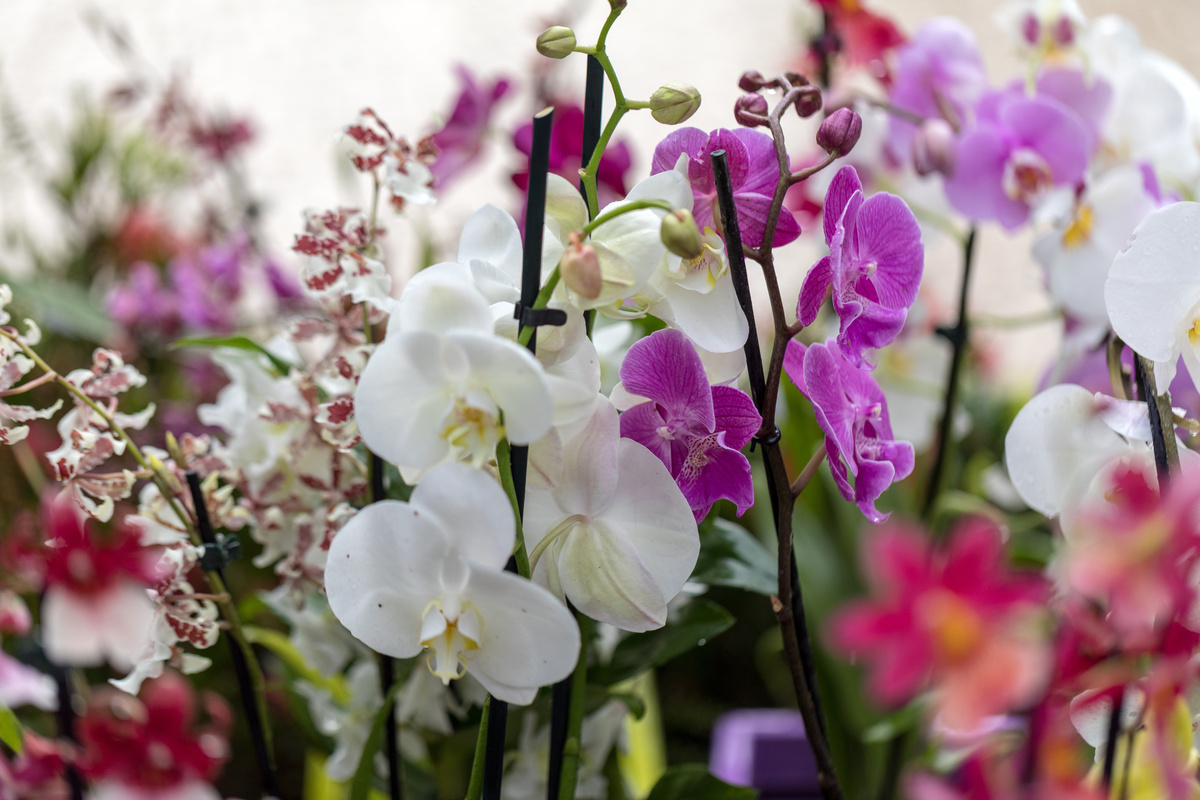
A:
1063 463 1200 650
831 518 1050 730
430 66 511 190
512 102 633 210
78 671 230 800
37 492 161 668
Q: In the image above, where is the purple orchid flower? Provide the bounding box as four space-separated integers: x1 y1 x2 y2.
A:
944 87 1090 230
513 103 633 209
618 329 761 522
886 17 987 162
651 127 801 249
430 66 512 189
795 165 924 366
784 338 913 523
1017 69 1111 155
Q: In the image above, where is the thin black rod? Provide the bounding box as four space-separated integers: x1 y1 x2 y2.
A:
370 452 403 800
710 148 826 739
1134 357 1173 486
185 471 279 800
547 61 604 800
922 226 976 520
483 106 555 800
53 667 85 800
1102 686 1125 790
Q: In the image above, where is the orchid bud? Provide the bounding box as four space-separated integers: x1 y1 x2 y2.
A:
561 234 603 300
609 0 627 8
738 70 766 93
783 71 809 87
660 210 703 259
650 84 702 125
536 26 576 59
912 118 957 177
794 86 823 118
816 107 862 157
734 94 769 127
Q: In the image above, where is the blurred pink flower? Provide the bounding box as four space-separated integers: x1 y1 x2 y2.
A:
430 65 511 189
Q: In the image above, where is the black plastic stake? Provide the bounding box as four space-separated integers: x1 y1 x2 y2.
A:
369 452 404 800
710 149 827 740
185 471 280 800
483 105 555 800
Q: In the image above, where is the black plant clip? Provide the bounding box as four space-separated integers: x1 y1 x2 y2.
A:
751 425 782 452
198 533 242 571
513 302 567 330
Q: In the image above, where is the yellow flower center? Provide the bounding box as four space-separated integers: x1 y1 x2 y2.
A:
419 603 480 684
441 401 504 468
1061 204 1094 250
918 589 984 665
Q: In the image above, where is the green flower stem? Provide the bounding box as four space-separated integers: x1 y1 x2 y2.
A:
557 615 593 800
516 268 561 349
464 697 493 800
581 105 629 219
0 330 276 768
581 198 673 237
496 438 532 579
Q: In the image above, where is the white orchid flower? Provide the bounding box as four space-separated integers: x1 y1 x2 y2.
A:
1034 165 1157 328
1105 201 1200 393
356 272 553 472
324 463 580 705
523 397 699 632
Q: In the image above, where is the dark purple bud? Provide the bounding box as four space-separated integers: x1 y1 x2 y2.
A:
1020 12 1040 45
912 118 957 177
1052 15 1075 46
738 70 766 93
816 108 862 157
782 71 809 87
734 94 770 127
794 86 823 119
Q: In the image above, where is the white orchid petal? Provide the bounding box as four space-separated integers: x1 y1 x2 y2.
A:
557 397 621 515
657 276 748 354
1106 202 1200 367
457 204 524 287
451 332 553 445
324 501 447 658
1004 384 1134 518
398 267 494 335
465 567 580 705
409 463 514 570
556 518 669 632
545 174 590 238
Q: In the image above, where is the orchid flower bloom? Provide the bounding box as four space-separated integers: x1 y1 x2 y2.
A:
355 272 553 472
944 86 1090 230
324 464 579 705
616 329 760 522
523 397 699 632
784 338 914 523
1105 201 1200 394
830 518 1050 732
429 66 511 190
1034 164 1157 329
38 492 160 669
651 127 800 250
796 165 924 366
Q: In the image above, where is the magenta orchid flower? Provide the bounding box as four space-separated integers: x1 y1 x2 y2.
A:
784 338 913 523
796 166 924 367
651 127 801 250
617 328 761 522
513 102 632 210
430 66 511 189
944 87 1091 230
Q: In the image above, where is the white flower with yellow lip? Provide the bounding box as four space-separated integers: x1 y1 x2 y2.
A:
1105 201 1200 394
324 464 580 705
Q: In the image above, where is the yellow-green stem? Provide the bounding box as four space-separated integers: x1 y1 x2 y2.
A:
464 697 493 800
495 438 531 579
557 615 592 800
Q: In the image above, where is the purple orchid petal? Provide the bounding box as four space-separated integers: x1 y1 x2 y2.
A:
619 329 714 432
618 401 675 472
711 385 762 451
731 128 782 195
797 256 833 326
839 303 908 361
652 127 710 175
783 340 808 395
1001 95 1090 185
945 126 1028 228
1027 69 1111 153
800 343 859 468
823 166 864 245
705 129 751 191
734 192 798 249
675 433 756 521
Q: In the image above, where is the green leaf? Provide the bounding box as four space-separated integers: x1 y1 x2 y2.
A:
862 700 923 743
172 335 293 376
591 599 734 686
0 273 114 341
646 764 757 800
349 681 403 800
692 518 777 595
0 702 22 754
607 690 646 721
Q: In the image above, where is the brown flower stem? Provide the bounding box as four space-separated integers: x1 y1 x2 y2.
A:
790 444 827 498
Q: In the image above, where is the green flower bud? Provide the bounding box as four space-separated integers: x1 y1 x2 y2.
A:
649 83 702 125
536 26 576 59
660 210 703 259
